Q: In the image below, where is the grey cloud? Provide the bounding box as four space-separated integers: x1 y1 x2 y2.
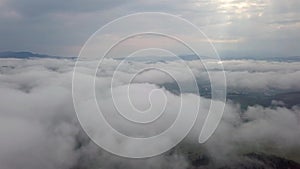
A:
0 0 300 57
3 0 130 17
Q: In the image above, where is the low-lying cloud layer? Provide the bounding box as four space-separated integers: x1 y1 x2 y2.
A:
0 57 299 169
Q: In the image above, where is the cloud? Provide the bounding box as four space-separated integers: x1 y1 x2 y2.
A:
101 58 300 91
0 79 79 169
2 0 129 17
0 57 300 168
205 104 300 164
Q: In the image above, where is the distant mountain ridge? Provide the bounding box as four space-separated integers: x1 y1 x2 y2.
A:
1 51 300 62
115 54 300 62
0 51 75 59
223 55 300 62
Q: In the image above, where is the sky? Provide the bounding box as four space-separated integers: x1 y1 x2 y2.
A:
0 1 300 168
0 0 300 57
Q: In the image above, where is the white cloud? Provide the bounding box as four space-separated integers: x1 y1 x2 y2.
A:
0 57 299 168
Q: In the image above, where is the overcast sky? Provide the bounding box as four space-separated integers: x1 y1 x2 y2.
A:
0 0 300 57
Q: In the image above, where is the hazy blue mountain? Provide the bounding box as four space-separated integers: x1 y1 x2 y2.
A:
2 51 299 62
222 55 300 62
0 51 75 59
115 54 300 62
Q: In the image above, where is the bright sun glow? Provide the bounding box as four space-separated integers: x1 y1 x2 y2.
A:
216 0 267 18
